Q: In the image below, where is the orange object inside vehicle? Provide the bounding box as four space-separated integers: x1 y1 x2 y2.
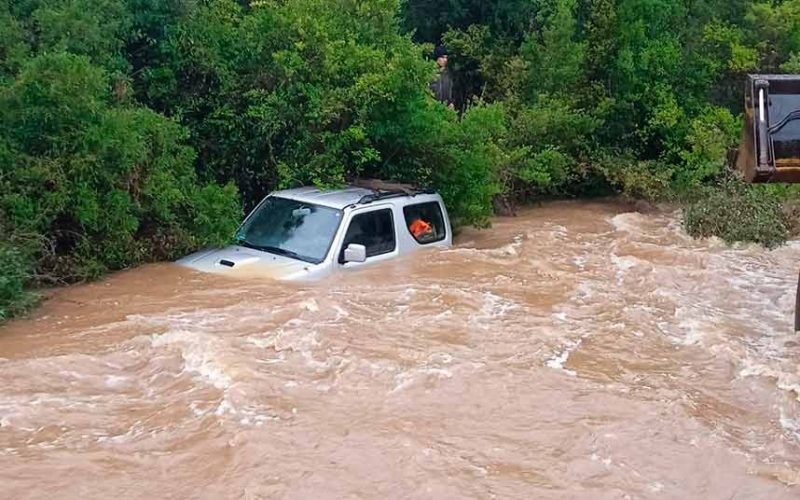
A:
409 219 432 238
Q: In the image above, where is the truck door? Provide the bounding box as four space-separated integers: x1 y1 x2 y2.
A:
337 206 398 268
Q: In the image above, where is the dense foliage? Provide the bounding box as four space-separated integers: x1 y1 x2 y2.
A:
684 177 790 248
403 0 800 238
3 0 800 318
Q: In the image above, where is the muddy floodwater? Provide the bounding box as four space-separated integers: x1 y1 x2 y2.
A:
2 201 800 499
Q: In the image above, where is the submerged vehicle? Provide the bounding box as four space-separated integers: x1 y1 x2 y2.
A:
178 182 452 281
734 74 800 330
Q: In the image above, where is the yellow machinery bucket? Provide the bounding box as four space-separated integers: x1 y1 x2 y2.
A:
736 74 800 183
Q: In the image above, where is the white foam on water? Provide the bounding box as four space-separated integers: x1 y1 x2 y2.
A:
610 253 641 284
431 309 454 321
300 299 319 312
469 291 520 326
391 304 410 318
279 326 320 351
183 349 233 391
390 366 454 394
104 375 129 388
215 395 236 416
150 329 232 390
427 352 454 364
488 235 525 257
590 452 613 467
671 317 709 347
301 349 348 374
332 305 350 320
444 235 524 261
398 287 417 302
609 213 645 233
739 360 800 402
482 246 518 260
189 401 211 417
546 339 582 377
780 409 800 440
544 225 568 238
246 333 280 350
96 421 147 445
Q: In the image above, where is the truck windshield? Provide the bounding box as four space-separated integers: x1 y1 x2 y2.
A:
235 197 342 264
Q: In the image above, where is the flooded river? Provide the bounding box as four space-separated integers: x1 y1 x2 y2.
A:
1 201 800 499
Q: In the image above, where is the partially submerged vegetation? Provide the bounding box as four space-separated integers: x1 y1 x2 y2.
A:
3 0 800 319
683 178 794 249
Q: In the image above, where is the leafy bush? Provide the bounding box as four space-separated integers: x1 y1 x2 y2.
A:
673 106 740 191
433 103 503 226
595 153 676 202
138 0 444 208
0 243 37 321
683 178 789 249
0 52 241 289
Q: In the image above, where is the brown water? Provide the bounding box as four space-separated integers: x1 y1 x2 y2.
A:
2 201 800 499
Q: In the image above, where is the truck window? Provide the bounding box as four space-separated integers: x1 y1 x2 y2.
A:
403 202 446 244
339 209 396 263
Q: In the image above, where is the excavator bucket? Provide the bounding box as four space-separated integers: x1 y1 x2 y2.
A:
736 74 800 183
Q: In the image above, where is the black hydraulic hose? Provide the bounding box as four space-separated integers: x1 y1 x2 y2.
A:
767 109 800 135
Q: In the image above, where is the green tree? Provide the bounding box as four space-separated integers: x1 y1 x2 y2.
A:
0 52 240 285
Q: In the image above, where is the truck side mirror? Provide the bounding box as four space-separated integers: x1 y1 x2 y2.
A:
344 243 367 263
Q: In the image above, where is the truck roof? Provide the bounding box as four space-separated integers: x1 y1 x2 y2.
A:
273 186 373 209
272 184 437 210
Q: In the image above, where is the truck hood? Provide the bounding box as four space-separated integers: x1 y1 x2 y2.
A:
176 246 315 280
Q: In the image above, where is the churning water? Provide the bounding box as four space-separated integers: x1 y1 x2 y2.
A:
1 201 799 499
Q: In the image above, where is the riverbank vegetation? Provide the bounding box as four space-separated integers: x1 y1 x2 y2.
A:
3 0 800 319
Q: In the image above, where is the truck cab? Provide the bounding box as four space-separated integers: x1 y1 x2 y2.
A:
177 183 453 281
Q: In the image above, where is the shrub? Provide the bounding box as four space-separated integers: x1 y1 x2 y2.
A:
433 103 504 227
683 178 789 249
673 106 740 191
0 52 241 296
594 152 676 202
0 243 37 321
